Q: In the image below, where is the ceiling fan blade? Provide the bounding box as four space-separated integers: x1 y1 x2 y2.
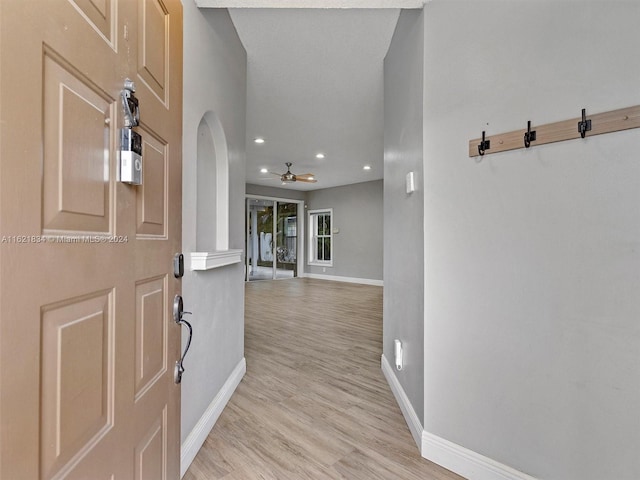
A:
268 171 283 177
296 177 317 183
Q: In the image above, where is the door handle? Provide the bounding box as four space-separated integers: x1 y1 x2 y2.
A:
173 295 192 384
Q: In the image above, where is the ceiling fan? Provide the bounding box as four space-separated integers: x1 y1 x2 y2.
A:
270 162 317 183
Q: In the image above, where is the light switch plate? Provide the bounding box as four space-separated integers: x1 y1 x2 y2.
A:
406 171 415 194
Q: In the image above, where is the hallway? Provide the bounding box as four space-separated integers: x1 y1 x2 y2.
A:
184 278 461 479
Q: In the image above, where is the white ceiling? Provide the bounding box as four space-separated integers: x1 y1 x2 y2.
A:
227 7 403 190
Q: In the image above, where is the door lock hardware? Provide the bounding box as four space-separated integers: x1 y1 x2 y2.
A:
173 295 192 384
121 78 140 127
174 253 184 278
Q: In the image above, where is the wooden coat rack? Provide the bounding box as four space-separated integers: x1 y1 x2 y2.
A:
469 105 640 158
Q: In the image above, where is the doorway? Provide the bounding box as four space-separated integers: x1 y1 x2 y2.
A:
246 196 304 281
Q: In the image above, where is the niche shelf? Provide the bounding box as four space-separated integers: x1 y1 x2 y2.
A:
190 250 243 271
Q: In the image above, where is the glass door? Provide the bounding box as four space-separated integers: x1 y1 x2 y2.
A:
246 198 274 281
275 202 297 279
246 198 299 281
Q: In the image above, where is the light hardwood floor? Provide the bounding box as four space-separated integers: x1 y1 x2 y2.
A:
184 278 463 480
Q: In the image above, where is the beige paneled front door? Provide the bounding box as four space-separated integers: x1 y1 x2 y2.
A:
0 0 183 478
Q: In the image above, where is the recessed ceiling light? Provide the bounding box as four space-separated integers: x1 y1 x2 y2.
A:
260 168 268 173
363 165 372 171
315 153 325 159
254 137 265 144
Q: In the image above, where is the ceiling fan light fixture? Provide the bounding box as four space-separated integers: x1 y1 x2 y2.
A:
271 162 316 184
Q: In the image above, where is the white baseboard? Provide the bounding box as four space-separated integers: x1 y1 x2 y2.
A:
421 432 538 480
380 354 423 448
302 273 383 286
180 357 246 478
381 355 537 480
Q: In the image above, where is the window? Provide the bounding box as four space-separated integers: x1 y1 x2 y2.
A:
308 209 333 266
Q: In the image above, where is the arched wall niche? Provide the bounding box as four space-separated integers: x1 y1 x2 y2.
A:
191 111 242 270
196 111 229 252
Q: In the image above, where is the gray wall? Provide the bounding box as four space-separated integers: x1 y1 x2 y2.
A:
382 10 425 425
305 180 383 281
245 183 306 201
422 2 640 479
181 3 246 446
246 181 383 282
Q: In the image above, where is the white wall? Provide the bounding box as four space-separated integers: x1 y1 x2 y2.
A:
422 2 640 479
181 0 246 461
383 9 425 425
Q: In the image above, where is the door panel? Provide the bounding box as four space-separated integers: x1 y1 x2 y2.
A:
0 1 183 478
42 50 113 234
137 128 168 237
69 0 116 45
135 409 167 480
135 276 168 400
40 291 115 479
138 0 169 103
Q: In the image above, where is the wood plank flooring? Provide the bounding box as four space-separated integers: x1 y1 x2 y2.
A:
184 278 463 480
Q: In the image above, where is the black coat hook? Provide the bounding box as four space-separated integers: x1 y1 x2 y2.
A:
524 120 537 148
478 131 490 156
578 108 592 138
